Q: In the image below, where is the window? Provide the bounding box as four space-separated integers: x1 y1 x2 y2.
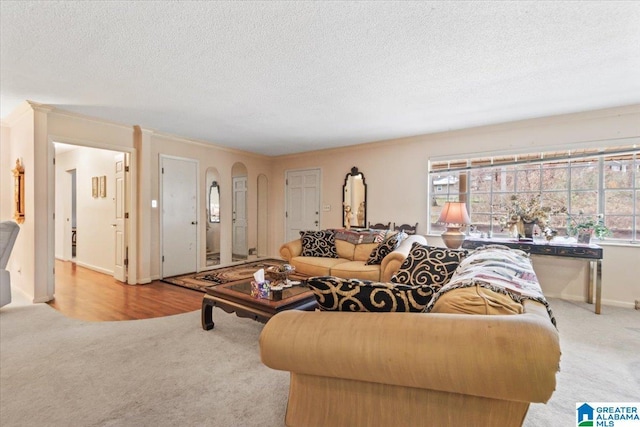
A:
429 145 640 243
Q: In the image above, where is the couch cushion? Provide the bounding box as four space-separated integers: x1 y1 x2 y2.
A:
391 243 468 289
329 261 381 281
335 239 356 260
429 285 524 315
290 257 349 277
353 243 380 262
300 230 338 258
365 231 408 265
307 276 434 312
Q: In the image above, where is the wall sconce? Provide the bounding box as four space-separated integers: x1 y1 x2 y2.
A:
437 202 471 249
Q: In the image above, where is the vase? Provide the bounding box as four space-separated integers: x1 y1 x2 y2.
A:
577 230 592 244
520 220 537 239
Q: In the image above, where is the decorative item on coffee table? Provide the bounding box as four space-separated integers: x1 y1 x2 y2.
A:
266 264 296 288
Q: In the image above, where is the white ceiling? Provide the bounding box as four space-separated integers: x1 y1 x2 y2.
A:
2 1 639 156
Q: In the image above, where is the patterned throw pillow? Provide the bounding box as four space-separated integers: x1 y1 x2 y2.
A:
391 243 468 289
333 229 388 244
361 230 388 244
307 276 435 312
365 231 408 265
333 229 364 244
300 230 338 258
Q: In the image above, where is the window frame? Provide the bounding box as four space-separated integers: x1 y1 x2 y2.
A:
428 144 640 244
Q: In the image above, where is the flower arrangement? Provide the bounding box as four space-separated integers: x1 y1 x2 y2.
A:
542 226 558 242
495 194 567 231
566 211 611 240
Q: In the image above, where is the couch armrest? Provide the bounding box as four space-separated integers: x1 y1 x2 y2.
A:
260 300 559 404
380 234 427 281
280 239 303 261
0 270 11 307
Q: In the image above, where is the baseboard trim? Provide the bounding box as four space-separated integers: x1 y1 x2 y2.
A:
545 293 636 309
74 261 112 276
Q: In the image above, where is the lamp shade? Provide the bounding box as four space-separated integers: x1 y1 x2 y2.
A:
437 202 471 225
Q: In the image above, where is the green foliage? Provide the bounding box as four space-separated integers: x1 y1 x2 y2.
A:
566 212 612 239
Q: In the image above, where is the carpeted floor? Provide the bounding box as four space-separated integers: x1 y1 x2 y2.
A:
0 294 289 426
1 296 638 426
162 258 303 292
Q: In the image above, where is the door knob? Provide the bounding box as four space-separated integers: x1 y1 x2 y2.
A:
191 221 197 225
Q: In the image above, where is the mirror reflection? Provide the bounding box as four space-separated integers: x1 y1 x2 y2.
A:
206 168 221 267
343 167 367 229
209 181 220 223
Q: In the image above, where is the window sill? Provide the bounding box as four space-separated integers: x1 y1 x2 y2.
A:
426 234 639 249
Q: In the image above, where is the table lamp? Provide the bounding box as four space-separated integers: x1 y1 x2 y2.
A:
437 202 471 249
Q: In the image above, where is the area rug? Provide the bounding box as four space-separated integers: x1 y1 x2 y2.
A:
162 258 305 292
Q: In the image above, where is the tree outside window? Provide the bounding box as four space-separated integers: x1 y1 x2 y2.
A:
429 147 639 242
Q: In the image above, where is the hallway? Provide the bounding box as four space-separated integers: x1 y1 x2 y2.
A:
48 260 202 321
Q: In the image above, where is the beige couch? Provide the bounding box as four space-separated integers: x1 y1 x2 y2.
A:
279 234 427 282
261 245 560 427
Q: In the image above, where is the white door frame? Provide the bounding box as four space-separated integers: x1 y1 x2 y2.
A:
49 136 138 292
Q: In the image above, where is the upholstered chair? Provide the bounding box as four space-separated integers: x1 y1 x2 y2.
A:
1 221 20 307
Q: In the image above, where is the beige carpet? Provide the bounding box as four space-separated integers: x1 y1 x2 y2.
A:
1 297 638 426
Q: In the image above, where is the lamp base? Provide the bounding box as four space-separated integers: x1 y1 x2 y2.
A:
441 227 465 249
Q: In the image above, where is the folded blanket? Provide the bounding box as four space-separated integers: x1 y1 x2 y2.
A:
426 245 556 326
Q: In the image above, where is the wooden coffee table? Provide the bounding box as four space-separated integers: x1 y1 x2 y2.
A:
201 279 317 330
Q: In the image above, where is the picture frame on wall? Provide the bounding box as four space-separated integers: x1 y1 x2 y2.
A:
99 175 106 198
92 176 99 198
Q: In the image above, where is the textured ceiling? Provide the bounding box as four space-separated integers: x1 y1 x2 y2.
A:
1 1 639 156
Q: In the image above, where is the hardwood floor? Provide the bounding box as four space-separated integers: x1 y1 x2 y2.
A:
48 260 203 321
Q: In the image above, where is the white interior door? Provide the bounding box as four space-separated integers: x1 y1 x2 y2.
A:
286 169 321 242
162 156 198 277
113 153 127 282
62 170 73 261
232 176 248 257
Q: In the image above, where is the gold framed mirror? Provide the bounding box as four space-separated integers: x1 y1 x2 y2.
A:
12 158 25 224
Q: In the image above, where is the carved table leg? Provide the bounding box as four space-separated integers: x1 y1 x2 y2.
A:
202 297 216 330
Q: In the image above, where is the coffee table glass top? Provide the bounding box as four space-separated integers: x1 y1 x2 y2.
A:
227 281 311 301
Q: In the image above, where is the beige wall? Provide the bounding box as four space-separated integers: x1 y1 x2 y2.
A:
270 105 640 308
1 103 36 300
1 101 638 308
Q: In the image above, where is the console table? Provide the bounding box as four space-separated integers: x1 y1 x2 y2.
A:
462 238 604 314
